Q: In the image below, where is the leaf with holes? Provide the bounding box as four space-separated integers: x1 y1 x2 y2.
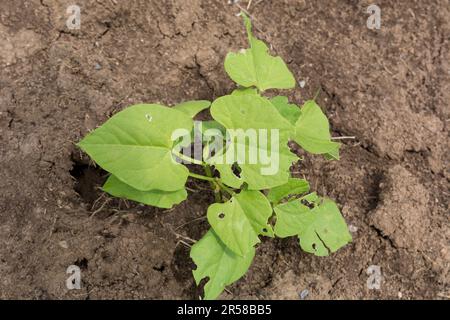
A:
207 190 273 256
213 163 243 189
301 192 320 206
103 175 187 209
267 178 310 205
77 104 192 191
236 140 298 190
209 94 299 190
274 198 352 256
224 13 295 91
209 136 298 190
190 229 255 300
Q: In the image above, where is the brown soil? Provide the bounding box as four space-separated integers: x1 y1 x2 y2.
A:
0 0 448 300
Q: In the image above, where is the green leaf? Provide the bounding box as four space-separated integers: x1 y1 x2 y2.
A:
190 229 255 300
233 140 298 190
301 192 320 206
233 190 274 238
214 163 243 189
209 136 298 190
270 96 301 125
211 94 293 132
324 146 340 160
274 199 352 256
77 104 192 191
224 13 295 91
173 100 211 118
103 175 187 209
201 120 226 135
267 178 310 204
201 121 228 167
293 100 340 159
231 87 259 96
176 120 226 152
207 190 273 256
209 94 298 190
274 200 312 238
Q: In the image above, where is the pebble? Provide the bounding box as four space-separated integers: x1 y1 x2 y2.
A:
59 240 69 249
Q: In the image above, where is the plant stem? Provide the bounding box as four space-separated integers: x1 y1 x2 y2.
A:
203 164 214 180
188 172 216 182
188 163 235 202
204 165 235 197
203 164 221 202
216 180 235 196
313 87 322 101
172 150 204 165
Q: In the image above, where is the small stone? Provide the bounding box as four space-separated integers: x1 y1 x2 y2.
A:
122 213 137 222
349 224 358 233
59 240 69 249
299 80 306 88
94 63 102 70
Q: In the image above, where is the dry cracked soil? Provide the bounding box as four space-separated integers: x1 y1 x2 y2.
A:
0 0 449 299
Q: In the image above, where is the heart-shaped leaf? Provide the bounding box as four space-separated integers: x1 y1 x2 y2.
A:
78 104 192 191
224 13 295 91
190 229 255 300
209 94 298 190
293 100 340 159
207 190 273 256
267 178 310 204
274 198 352 256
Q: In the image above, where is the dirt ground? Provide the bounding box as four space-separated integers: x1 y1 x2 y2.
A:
0 0 448 300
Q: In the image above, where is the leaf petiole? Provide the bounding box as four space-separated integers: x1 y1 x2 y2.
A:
190 170 235 198
216 180 235 196
189 172 216 182
204 164 221 202
172 149 204 165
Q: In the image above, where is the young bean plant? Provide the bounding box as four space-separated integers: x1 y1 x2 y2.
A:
77 13 352 300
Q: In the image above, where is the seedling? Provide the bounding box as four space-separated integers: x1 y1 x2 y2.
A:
77 13 352 300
